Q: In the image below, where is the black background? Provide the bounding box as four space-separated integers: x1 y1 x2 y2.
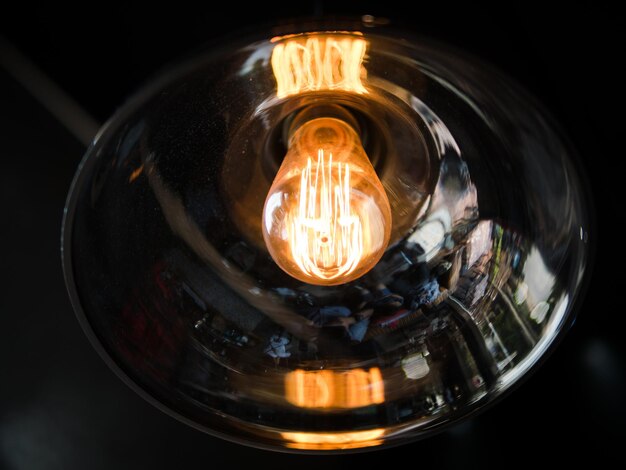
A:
1 4 624 469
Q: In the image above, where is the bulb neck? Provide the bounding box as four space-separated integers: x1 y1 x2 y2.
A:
286 104 361 146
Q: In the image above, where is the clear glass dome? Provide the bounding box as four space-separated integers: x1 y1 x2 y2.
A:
62 25 590 452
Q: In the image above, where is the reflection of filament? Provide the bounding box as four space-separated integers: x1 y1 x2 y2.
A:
271 36 367 98
288 150 363 281
282 429 384 450
285 368 385 409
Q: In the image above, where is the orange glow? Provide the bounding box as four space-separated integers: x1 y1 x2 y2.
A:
282 429 385 450
284 368 385 409
128 164 144 183
271 34 367 98
262 117 391 285
368 366 385 404
290 149 363 280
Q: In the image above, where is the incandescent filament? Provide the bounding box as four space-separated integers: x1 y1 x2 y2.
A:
289 149 363 281
262 116 391 286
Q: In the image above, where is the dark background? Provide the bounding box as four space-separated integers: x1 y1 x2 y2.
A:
1 4 624 469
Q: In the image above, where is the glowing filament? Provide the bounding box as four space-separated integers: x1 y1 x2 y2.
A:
288 150 363 281
262 116 391 286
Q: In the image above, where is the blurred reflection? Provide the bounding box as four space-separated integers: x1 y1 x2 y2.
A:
282 429 384 450
402 352 430 380
105 147 574 446
271 34 367 98
105 154 574 448
285 368 384 409
522 247 556 310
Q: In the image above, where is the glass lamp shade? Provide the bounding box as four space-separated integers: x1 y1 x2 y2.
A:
62 23 590 452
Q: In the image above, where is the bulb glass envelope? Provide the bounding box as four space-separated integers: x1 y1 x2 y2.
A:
63 27 589 452
262 115 392 285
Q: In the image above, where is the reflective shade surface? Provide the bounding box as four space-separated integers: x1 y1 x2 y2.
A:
62 27 590 452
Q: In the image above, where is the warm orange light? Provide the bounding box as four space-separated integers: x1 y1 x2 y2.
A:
282 429 385 450
271 35 367 98
284 368 385 409
262 117 391 285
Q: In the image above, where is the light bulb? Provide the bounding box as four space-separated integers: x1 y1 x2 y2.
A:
262 111 391 285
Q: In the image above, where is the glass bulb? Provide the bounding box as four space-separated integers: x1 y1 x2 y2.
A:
262 116 391 285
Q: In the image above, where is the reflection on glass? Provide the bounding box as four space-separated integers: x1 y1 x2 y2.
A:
285 368 384 409
271 34 367 98
282 429 385 450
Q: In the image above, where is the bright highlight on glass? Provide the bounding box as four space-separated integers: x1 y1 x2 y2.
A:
262 116 391 285
281 429 385 450
271 34 367 98
284 368 384 409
